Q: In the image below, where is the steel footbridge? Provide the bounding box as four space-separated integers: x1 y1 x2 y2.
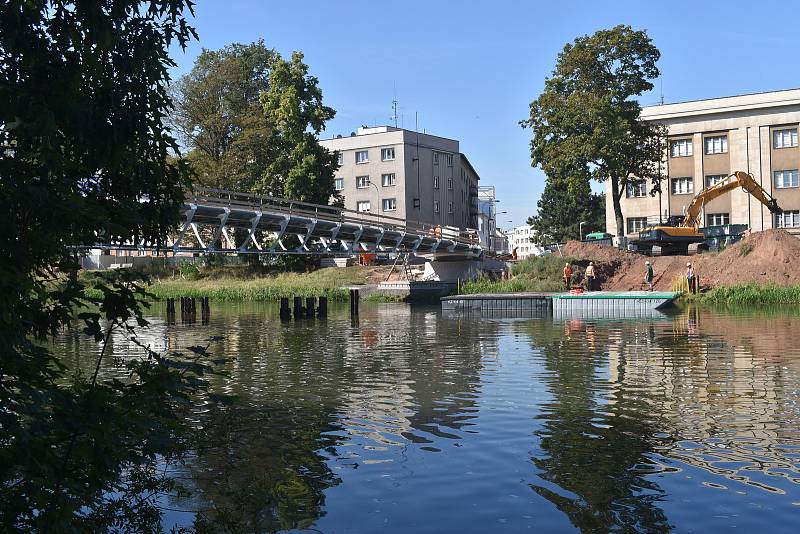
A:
98 187 483 258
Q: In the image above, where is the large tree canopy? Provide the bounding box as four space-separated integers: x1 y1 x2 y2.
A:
0 1 217 530
258 51 339 204
172 43 339 205
171 40 275 190
522 25 666 238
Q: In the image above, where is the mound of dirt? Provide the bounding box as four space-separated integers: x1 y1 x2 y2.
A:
562 241 636 264
557 230 800 290
700 230 800 287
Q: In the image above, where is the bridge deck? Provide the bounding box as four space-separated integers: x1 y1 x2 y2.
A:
94 187 484 258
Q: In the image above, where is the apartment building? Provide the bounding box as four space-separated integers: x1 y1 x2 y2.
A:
319 126 479 230
608 88 800 237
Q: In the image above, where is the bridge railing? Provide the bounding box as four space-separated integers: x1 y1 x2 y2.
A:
188 187 480 247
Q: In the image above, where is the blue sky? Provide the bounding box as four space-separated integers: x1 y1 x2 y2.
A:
170 0 800 228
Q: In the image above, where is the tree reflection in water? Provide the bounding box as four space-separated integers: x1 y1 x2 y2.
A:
525 319 673 533
184 403 343 532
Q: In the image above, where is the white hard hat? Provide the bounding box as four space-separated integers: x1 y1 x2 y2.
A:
645 261 650 265
686 262 691 266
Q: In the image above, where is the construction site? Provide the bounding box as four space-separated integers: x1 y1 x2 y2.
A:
562 229 800 291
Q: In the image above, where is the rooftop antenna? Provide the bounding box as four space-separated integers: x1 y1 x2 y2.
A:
390 82 399 127
660 76 664 105
391 98 399 127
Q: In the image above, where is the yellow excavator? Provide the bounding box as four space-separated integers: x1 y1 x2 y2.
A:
635 171 782 255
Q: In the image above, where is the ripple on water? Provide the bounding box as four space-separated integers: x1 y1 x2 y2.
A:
52 303 800 533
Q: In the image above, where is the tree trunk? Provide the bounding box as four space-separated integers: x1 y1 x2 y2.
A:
610 176 625 238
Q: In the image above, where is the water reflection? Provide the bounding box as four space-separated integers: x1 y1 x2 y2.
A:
524 319 672 532
52 303 800 532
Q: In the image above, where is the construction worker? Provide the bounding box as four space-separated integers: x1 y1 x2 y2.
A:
686 262 695 294
563 262 572 290
645 261 654 291
585 261 596 291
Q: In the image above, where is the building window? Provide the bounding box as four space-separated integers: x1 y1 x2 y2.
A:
704 135 728 154
705 174 726 188
461 168 466 180
775 210 800 228
381 173 396 187
626 217 648 234
670 139 692 157
334 178 344 191
381 147 395 161
434 200 440 213
356 201 371 213
433 176 439 189
355 150 369 164
671 177 694 195
707 213 730 227
337 152 344 165
447 177 453 190
433 152 439 165
774 169 799 189
446 154 453 167
382 198 396 212
626 181 646 198
448 201 453 214
356 175 370 189
773 128 798 149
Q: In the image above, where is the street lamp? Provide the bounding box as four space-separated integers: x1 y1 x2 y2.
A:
579 221 588 241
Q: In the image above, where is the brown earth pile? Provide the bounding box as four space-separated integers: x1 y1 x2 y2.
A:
560 229 800 290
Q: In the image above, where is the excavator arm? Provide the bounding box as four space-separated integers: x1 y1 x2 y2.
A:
683 171 781 228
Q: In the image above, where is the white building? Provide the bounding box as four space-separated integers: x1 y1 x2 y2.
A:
506 224 544 258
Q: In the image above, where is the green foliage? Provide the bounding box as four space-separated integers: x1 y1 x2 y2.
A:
461 274 564 294
738 243 752 257
146 266 374 301
171 40 275 190
528 177 605 243
150 279 351 302
461 256 572 294
521 25 666 237
511 255 577 278
700 283 800 306
172 43 339 204
257 51 339 204
0 1 226 529
363 293 408 303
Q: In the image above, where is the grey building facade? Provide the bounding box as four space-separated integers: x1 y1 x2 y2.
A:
320 126 479 230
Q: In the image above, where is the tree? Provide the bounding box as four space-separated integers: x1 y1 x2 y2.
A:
521 25 666 238
528 177 606 244
258 51 339 205
0 1 221 529
171 41 275 190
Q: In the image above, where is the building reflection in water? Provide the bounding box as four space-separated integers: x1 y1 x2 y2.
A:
520 306 800 531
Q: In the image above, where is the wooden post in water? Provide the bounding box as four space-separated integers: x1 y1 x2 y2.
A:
349 289 359 317
317 296 328 318
305 297 316 319
293 296 304 320
280 297 291 321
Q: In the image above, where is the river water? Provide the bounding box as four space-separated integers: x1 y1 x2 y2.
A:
54 302 800 532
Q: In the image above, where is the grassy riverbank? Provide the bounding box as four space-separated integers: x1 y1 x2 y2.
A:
142 265 386 302
696 283 800 306
460 256 570 294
